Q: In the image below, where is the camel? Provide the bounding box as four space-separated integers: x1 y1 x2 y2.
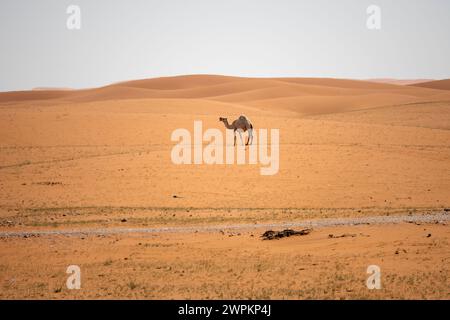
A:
219 115 253 146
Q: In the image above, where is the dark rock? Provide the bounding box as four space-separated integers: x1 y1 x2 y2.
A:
261 228 312 240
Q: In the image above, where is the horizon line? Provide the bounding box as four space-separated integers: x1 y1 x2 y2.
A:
1 73 446 94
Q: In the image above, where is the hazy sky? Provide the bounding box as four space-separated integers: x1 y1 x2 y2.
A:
1 0 449 91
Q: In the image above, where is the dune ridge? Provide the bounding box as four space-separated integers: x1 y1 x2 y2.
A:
1 74 450 300
1 75 450 118
410 79 450 91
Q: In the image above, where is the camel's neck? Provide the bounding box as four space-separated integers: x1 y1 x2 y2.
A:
221 119 234 130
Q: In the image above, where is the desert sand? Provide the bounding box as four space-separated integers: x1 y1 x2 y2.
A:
0 75 449 299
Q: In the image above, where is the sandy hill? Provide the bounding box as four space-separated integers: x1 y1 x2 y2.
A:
1 73 450 234
367 79 434 85
1 75 450 117
410 79 450 91
1 74 450 300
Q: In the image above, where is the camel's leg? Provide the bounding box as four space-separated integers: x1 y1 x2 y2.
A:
238 131 244 146
247 128 253 145
234 134 236 146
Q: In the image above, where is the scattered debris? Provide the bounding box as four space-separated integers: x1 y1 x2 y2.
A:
34 181 62 186
359 233 370 237
0 220 17 227
261 228 312 240
6 278 15 287
427 233 431 238
328 233 357 239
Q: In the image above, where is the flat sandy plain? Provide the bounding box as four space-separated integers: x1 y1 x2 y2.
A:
0 75 449 299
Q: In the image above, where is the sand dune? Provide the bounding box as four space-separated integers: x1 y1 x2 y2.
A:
1 74 450 299
1 74 449 209
114 74 241 90
310 101 450 130
367 79 434 85
410 79 450 91
0 90 73 104
240 93 430 116
2 75 449 119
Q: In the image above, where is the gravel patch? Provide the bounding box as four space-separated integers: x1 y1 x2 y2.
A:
0 212 448 238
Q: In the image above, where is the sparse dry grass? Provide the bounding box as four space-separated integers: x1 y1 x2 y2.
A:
0 222 448 299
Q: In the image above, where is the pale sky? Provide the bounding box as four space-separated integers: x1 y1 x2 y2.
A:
0 0 449 91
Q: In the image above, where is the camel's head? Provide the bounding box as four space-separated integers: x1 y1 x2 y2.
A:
219 117 227 122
